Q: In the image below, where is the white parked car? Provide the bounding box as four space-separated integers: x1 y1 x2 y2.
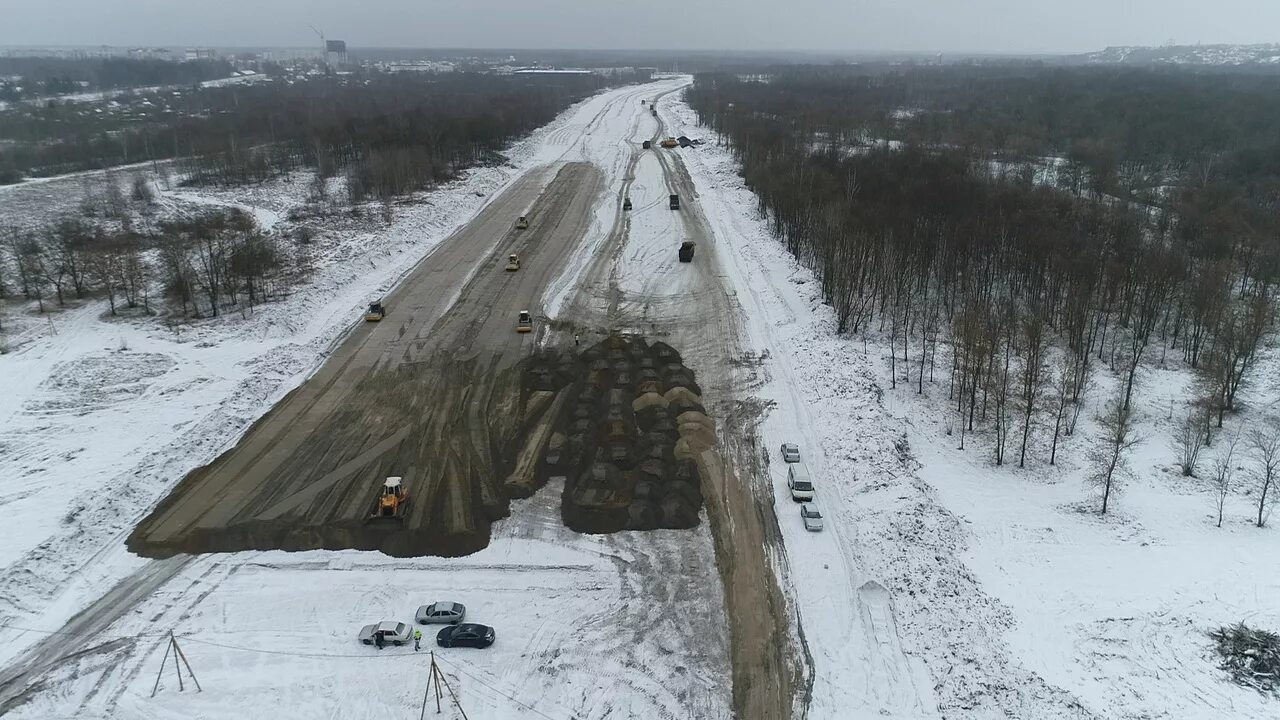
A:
800 503 824 532
358 621 413 646
780 443 801 463
416 601 466 625
787 463 814 502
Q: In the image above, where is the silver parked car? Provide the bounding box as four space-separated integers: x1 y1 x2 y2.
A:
358 620 413 646
800 503 824 532
416 601 466 625
780 443 801 463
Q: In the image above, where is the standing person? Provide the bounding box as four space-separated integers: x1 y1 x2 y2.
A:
574 334 580 347
374 632 385 651
413 628 423 652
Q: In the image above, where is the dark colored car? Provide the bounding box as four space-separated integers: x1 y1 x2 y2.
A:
437 623 496 649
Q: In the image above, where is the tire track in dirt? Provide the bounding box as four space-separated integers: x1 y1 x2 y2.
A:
557 85 795 720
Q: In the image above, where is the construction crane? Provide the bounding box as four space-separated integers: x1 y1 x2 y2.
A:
308 24 329 69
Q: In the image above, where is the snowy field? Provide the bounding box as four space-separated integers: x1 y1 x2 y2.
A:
0 78 731 719
659 92 1280 719
6 485 729 720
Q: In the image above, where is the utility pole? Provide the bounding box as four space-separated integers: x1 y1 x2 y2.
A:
420 652 469 719
150 631 202 697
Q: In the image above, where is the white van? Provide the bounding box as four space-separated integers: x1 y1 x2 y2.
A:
787 463 814 502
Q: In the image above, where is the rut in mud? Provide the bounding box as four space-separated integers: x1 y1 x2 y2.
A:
127 334 716 558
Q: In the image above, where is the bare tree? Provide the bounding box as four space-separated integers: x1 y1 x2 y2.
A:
1250 424 1280 528
1172 407 1207 477
1066 354 1094 437
1017 307 1048 467
1209 432 1240 528
1206 295 1273 427
1048 352 1075 465
1091 393 1140 515
10 233 50 312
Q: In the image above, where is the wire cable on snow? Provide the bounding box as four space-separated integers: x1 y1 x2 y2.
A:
180 637 575 720
2 624 578 719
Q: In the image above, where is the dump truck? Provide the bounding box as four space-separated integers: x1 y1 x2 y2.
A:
623 197 633 211
669 194 680 210
516 216 529 230
660 138 679 149
369 476 408 522
679 241 696 262
364 300 387 322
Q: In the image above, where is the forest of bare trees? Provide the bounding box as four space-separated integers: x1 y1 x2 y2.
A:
2 177 292 322
0 68 611 324
0 70 608 193
687 67 1279 481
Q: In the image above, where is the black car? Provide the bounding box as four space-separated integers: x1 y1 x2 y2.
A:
437 623 496 649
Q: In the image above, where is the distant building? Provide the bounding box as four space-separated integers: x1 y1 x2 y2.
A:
128 47 180 61
512 68 596 76
325 40 349 67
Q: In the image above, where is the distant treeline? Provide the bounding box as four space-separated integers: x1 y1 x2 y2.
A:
688 66 1278 468
696 65 1280 205
0 71 608 199
0 57 234 100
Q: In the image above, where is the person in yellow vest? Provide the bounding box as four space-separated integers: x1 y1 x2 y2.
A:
413 628 423 651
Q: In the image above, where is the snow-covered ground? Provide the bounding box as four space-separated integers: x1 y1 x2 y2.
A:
6 482 729 720
659 92 1280 719
903 346 1280 719
0 78 729 719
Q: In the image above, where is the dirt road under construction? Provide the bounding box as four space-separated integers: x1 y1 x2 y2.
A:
129 162 604 558
122 83 795 720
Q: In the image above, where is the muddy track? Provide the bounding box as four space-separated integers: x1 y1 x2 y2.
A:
128 163 602 559
559 87 796 720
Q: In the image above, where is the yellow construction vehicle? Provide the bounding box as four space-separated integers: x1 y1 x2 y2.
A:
660 138 679 149
364 300 387 322
516 310 533 333
505 254 521 272
369 476 409 522
516 216 529 230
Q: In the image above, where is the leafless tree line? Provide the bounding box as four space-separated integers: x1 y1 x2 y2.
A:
3 204 295 321
687 70 1279 519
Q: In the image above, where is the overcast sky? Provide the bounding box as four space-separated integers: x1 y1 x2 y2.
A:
3 0 1278 54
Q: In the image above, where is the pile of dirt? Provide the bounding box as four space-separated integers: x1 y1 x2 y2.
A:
541 336 709 533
